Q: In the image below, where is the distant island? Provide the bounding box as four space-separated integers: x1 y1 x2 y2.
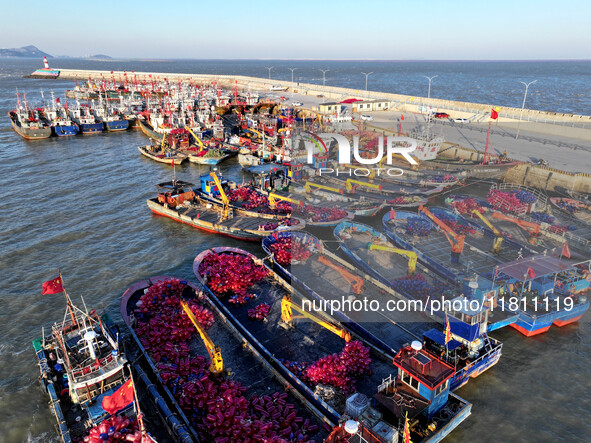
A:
0 45 52 58
87 54 114 60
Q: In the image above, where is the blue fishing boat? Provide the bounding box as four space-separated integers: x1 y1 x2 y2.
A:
69 104 103 134
42 96 79 137
324 224 505 390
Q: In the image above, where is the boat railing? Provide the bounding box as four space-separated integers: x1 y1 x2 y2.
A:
71 352 117 380
453 336 502 380
491 183 548 211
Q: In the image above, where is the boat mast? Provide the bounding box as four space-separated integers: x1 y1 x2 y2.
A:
59 271 79 328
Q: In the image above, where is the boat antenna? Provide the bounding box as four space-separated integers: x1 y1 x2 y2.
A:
59 270 79 329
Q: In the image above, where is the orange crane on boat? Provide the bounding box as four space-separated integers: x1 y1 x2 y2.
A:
281 295 352 342
419 205 465 263
317 255 364 294
491 212 541 244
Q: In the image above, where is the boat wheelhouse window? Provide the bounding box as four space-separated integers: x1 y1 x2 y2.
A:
409 376 420 391
435 380 448 396
401 371 411 386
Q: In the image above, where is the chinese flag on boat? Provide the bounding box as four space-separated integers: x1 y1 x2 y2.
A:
490 108 499 120
403 412 412 443
102 379 134 415
42 277 64 295
562 242 571 258
171 158 174 167
527 266 536 279
444 314 452 345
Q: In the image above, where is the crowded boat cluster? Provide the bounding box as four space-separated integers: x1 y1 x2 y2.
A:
23 76 591 443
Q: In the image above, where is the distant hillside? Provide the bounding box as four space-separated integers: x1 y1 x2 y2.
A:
0 45 52 58
87 54 114 60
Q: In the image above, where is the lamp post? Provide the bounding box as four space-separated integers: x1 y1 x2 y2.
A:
424 75 438 99
265 66 273 80
288 68 296 84
515 80 537 140
362 72 373 99
319 69 329 103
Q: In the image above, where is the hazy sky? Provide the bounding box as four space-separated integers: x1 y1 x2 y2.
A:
2 0 590 60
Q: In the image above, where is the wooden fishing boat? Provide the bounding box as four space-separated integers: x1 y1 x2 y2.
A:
138 118 166 141
238 153 262 166
138 145 188 165
194 247 473 443
8 110 52 139
183 147 232 165
120 275 325 442
32 274 151 442
147 180 301 241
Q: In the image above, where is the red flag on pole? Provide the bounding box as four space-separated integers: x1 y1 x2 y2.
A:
42 277 64 295
562 242 571 258
490 109 499 120
444 314 452 345
527 266 536 279
102 379 134 415
171 158 174 167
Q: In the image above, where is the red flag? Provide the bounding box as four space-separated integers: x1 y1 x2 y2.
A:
562 242 571 258
42 277 64 295
171 158 174 167
102 379 134 415
401 115 405 121
490 109 499 120
527 266 536 279
444 314 452 345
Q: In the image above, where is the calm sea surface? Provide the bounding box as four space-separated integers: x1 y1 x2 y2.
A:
0 59 589 442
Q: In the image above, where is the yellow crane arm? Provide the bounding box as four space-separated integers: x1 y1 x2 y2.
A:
345 179 382 193
368 244 417 275
160 133 166 150
181 300 223 374
268 193 301 210
304 181 344 194
281 295 351 342
184 126 204 150
210 172 230 217
471 209 503 253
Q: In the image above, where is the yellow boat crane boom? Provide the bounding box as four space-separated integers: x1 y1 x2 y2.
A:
268 193 301 210
470 209 504 254
210 171 231 218
184 126 204 150
304 181 344 194
181 300 224 374
281 295 351 342
345 179 382 193
160 133 166 151
368 244 417 275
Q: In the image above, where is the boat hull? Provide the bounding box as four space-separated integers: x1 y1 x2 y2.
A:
104 120 129 132
138 146 187 165
53 124 79 136
510 301 589 336
79 122 104 134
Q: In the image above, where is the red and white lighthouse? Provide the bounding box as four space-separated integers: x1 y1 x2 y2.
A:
43 56 49 69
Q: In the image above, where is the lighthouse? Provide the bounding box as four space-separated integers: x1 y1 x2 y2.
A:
43 56 49 69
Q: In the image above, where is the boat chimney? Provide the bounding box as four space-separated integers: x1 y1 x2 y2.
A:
411 340 423 353
43 56 49 69
344 420 360 435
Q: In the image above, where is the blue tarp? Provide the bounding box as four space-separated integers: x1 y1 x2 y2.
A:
424 328 462 350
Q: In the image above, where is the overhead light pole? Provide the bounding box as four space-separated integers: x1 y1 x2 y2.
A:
515 80 537 139
424 75 438 99
319 69 329 87
265 66 273 80
288 67 296 83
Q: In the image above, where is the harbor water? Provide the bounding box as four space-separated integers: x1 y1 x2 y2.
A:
1 58 590 442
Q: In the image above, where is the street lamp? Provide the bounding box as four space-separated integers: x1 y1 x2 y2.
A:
265 66 273 80
288 68 297 83
515 80 537 139
423 75 438 99
319 69 329 87
361 72 373 91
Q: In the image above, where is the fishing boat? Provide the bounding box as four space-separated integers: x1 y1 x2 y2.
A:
32 274 148 442
147 179 299 241
238 152 262 166
550 197 591 226
194 247 472 443
138 145 188 165
41 94 79 136
69 104 103 134
138 118 166 140
184 147 232 165
120 275 325 442
102 110 130 132
8 109 52 139
321 174 447 199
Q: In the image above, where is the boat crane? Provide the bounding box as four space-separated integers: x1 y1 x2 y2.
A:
209 171 231 219
304 181 344 194
368 244 418 275
491 212 541 243
280 294 352 342
268 193 301 210
180 300 224 375
184 126 204 150
419 205 465 263
317 255 364 294
345 179 382 193
471 210 504 254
